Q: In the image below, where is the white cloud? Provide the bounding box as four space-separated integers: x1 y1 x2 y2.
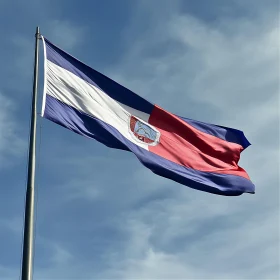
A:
0 93 25 166
105 207 279 279
49 242 73 265
44 19 86 50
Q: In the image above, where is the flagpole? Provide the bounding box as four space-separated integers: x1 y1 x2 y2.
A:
21 26 40 280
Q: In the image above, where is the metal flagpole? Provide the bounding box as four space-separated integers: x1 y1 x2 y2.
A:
21 26 40 280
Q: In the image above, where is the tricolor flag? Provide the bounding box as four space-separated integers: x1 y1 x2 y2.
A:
41 37 255 196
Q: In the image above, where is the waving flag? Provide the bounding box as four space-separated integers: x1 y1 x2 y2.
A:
41 37 255 196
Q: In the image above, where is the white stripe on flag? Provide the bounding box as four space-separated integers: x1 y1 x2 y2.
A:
45 60 151 150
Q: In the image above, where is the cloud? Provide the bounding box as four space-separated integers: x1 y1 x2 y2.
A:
44 19 86 50
103 207 278 279
0 92 25 167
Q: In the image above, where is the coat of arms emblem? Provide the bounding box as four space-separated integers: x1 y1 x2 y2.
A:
129 115 160 146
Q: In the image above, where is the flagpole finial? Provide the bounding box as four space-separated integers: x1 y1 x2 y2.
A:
35 26 40 39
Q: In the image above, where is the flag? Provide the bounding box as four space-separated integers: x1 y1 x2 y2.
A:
41 37 255 196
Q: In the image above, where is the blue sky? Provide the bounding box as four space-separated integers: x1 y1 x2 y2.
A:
0 0 279 279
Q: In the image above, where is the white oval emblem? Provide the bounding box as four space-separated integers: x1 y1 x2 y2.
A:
129 115 160 146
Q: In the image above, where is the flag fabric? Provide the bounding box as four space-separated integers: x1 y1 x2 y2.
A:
41 37 255 196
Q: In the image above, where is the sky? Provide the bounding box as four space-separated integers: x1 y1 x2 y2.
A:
0 0 279 279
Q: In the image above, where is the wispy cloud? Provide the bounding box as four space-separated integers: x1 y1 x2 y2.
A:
44 19 86 50
0 92 25 167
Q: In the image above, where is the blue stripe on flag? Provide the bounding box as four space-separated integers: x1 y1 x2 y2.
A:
178 116 251 149
44 94 255 196
44 38 154 115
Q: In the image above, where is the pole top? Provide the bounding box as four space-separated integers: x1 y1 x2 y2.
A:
35 26 41 39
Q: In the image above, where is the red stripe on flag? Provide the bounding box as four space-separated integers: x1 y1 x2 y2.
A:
148 105 249 179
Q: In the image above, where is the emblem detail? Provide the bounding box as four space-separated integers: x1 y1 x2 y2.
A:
129 116 160 146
